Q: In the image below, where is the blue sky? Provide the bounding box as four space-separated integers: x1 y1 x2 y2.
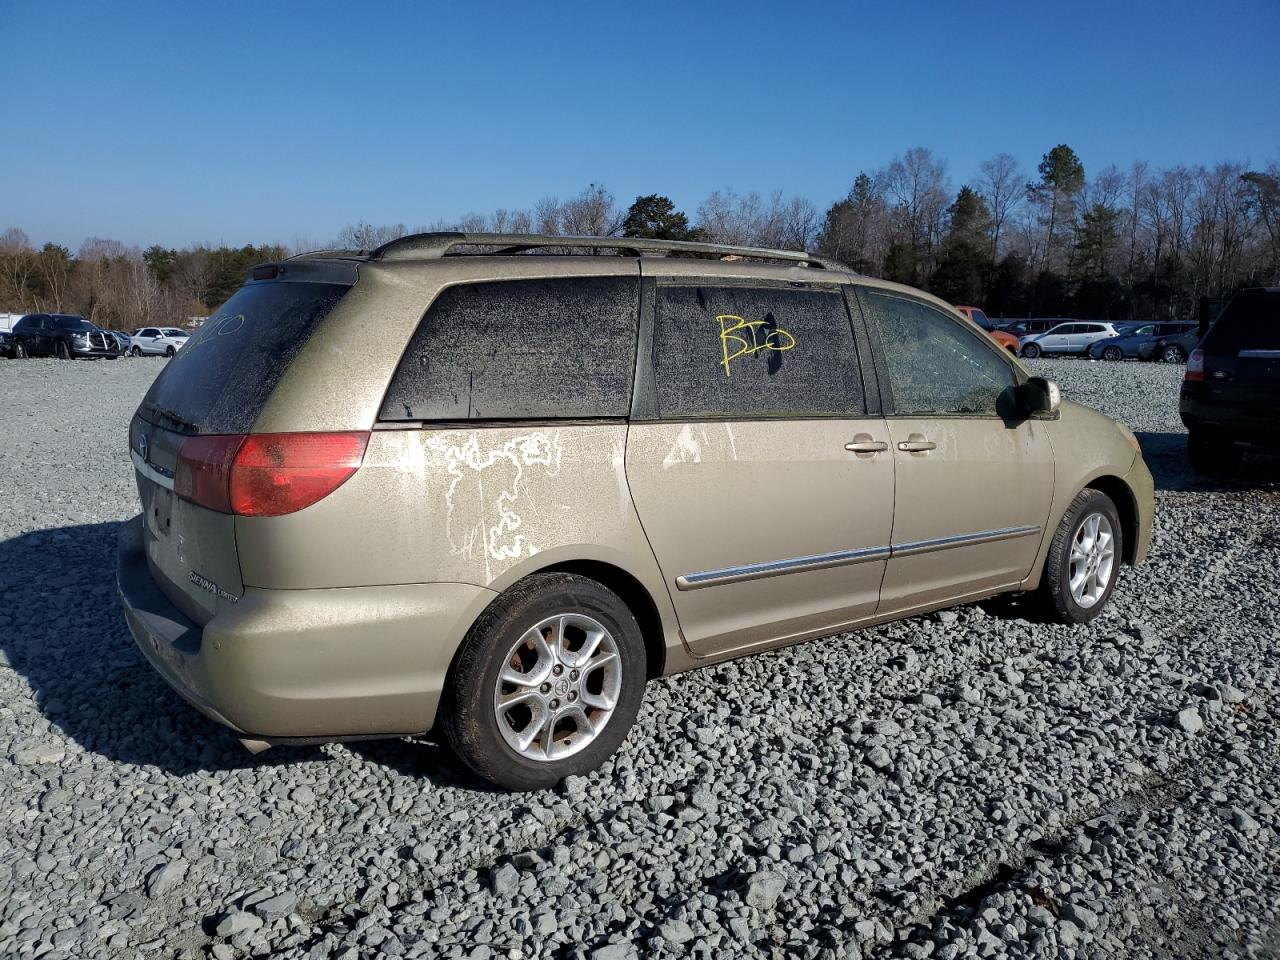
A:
2 0 1277 250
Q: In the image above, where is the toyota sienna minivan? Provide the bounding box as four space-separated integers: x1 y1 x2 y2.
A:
118 233 1154 790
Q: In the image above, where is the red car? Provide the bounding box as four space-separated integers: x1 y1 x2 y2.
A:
955 305 1020 355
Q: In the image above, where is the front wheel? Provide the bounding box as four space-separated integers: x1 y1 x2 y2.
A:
165 345 176 357
131 346 142 357
441 573 647 791
56 341 71 360
1040 489 1123 624
1102 346 1123 361
1021 343 1041 359
1161 344 1186 364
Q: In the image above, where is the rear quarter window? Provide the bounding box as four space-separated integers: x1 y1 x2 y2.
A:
381 276 640 421
141 279 352 434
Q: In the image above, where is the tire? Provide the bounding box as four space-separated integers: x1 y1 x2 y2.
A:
56 340 71 360
13 342 26 359
165 345 176 357
1102 346 1123 361
1039 489 1124 624
441 572 647 791
1021 343 1041 359
1187 430 1242 478
1161 344 1186 364
131 346 142 357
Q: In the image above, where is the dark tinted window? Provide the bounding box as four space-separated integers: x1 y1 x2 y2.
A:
651 283 863 419
141 280 352 434
1203 290 1280 354
381 276 639 421
53 315 94 331
861 290 1016 416
14 317 35 332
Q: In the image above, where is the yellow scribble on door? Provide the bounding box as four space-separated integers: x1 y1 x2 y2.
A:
717 314 796 376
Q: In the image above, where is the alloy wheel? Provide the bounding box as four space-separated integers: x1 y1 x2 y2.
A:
492 613 622 762
1069 512 1115 608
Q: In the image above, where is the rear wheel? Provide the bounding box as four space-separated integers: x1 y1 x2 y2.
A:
13 341 27 359
1161 344 1186 363
1187 430 1242 478
1102 346 1123 361
441 573 647 791
1021 343 1041 359
56 340 71 360
1040 489 1123 624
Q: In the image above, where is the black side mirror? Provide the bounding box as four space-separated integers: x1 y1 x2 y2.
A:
1018 376 1061 418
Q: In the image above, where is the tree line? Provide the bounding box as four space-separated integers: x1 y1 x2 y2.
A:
2 144 1277 326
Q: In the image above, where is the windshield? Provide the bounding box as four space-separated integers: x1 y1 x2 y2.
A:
53 316 96 331
970 308 992 330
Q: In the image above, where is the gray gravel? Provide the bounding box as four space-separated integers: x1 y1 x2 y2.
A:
2 355 1279 959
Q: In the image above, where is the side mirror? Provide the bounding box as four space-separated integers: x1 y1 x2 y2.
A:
1019 376 1061 417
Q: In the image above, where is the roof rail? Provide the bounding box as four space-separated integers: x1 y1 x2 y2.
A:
366 232 844 270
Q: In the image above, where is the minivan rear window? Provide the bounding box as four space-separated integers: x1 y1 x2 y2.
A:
140 279 352 434
1202 289 1280 355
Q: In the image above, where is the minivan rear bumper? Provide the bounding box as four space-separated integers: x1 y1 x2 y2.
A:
117 515 497 741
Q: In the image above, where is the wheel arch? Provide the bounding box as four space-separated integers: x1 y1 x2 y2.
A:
530 559 667 679
1084 474 1140 565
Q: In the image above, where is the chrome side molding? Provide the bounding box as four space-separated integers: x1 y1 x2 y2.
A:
676 524 1041 591
676 545 892 591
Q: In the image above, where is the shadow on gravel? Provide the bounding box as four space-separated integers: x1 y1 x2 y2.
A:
1 520 483 785
0 521 325 774
1136 431 1280 493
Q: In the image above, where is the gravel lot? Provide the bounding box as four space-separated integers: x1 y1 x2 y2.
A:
2 355 1279 960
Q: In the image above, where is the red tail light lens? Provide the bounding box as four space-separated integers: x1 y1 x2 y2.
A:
175 431 369 517
175 435 244 513
1185 348 1205 382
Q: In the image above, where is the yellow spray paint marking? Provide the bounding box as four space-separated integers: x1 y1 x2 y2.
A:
717 314 796 376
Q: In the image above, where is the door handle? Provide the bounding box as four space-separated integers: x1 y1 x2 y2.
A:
897 434 936 453
845 434 888 454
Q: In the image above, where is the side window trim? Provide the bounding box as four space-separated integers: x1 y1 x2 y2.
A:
854 285 1023 419
844 287 884 417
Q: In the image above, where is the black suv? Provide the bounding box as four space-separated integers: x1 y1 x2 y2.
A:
10 314 122 359
1180 288 1280 475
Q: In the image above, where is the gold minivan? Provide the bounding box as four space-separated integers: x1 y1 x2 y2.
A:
117 234 1153 790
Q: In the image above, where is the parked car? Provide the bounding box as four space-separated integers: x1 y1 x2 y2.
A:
1020 322 1122 358
997 319 1059 338
117 232 1154 790
954 305 1020 354
9 313 122 359
1087 321 1199 361
0 329 16 358
129 326 190 356
1150 325 1201 364
1180 287 1280 475
110 330 134 356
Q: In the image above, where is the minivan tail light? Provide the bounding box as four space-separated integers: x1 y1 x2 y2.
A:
175 431 369 517
1185 348 1205 382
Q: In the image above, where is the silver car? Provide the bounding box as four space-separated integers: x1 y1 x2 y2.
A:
130 326 190 357
1021 322 1121 358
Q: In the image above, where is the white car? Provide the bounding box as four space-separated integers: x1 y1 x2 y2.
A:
1020 321 1121 358
129 326 190 357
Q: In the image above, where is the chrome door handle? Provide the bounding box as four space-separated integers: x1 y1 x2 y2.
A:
897 435 936 452
845 435 888 454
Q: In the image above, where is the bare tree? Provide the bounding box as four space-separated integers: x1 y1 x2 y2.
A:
976 153 1024 259
333 222 407 251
